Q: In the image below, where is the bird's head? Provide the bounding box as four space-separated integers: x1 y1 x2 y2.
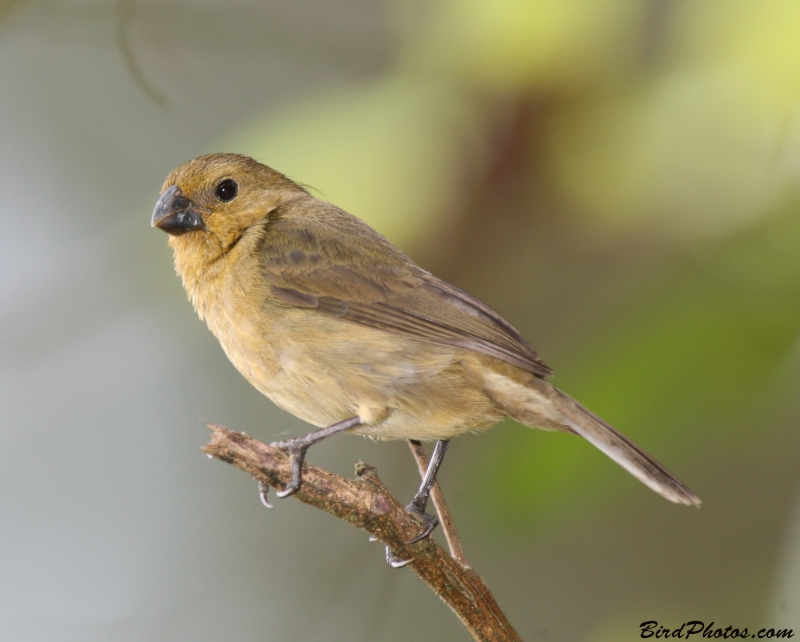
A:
152 153 306 264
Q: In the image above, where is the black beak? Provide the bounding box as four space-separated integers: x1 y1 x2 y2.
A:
151 185 205 236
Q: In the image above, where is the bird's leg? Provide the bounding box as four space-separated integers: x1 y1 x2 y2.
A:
385 439 451 567
405 439 450 543
271 416 362 498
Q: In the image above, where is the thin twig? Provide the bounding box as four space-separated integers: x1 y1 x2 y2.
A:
407 439 470 568
115 0 169 107
203 423 521 642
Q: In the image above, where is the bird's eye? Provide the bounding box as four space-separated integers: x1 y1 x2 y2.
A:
215 179 238 202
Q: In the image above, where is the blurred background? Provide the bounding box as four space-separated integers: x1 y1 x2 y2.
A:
1 0 799 640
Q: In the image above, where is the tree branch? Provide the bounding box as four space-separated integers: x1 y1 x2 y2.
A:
203 423 521 642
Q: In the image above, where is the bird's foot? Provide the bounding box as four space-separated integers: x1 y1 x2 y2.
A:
269 438 309 498
269 417 363 498
404 497 439 544
385 546 412 569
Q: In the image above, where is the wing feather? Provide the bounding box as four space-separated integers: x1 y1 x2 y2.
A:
257 201 553 377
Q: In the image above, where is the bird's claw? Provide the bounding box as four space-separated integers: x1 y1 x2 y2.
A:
385 546 412 568
268 418 364 500
404 499 439 544
404 510 439 544
270 439 309 498
275 482 300 498
258 481 274 508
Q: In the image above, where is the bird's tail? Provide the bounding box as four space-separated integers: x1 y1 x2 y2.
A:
497 374 701 506
548 383 700 506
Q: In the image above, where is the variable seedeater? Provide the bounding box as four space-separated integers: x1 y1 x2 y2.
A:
152 154 699 557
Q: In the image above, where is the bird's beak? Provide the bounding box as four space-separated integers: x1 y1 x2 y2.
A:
151 185 205 236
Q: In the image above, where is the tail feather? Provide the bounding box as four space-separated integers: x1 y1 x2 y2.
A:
547 384 701 507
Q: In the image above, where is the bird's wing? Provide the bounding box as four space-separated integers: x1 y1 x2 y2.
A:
257 204 552 377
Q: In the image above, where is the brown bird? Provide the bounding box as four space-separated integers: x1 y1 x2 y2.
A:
152 153 699 563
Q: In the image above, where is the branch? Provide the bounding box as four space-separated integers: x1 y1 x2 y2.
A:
115 0 169 108
203 423 521 642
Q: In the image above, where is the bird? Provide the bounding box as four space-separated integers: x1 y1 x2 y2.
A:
152 153 700 563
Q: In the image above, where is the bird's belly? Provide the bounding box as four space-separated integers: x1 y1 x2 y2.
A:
218 311 503 439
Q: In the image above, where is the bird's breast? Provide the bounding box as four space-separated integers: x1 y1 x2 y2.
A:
191 265 503 438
